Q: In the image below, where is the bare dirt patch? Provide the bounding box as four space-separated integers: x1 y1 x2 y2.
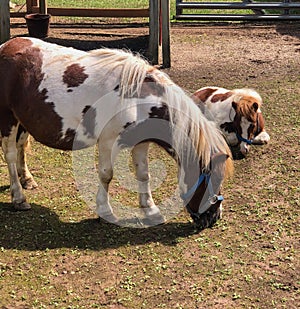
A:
1 20 299 308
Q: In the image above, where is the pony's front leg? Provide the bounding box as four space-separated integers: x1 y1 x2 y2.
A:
96 146 118 224
17 130 38 190
132 143 165 225
2 127 31 210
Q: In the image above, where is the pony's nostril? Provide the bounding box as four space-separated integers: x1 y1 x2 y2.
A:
241 146 249 155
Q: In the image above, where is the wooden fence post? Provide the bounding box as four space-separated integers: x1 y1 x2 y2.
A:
0 0 10 44
26 0 34 13
149 0 159 65
39 0 47 14
161 0 171 68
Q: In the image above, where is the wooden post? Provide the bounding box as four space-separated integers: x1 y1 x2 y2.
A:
149 0 159 65
39 0 47 14
161 0 171 68
26 0 33 13
176 0 183 17
0 0 10 44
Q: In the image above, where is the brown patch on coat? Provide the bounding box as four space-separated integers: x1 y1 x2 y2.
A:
192 88 218 104
211 91 233 103
0 37 76 150
0 37 33 56
257 112 265 133
63 63 88 88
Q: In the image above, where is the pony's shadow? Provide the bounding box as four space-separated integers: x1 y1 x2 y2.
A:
0 202 199 251
0 185 10 193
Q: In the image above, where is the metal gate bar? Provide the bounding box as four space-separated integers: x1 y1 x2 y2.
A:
176 0 300 20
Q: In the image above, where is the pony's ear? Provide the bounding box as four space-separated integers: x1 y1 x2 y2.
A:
252 102 259 112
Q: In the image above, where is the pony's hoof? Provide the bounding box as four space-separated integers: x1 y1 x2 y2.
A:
99 213 119 224
144 213 166 226
21 178 38 190
13 201 31 211
141 206 166 226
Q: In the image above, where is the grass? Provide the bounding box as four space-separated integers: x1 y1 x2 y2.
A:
11 0 258 21
2 17 300 309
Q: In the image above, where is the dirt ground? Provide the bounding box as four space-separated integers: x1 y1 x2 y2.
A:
9 19 300 89
3 20 299 308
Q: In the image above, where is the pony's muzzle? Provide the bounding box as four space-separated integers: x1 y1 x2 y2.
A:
192 202 223 229
240 143 250 155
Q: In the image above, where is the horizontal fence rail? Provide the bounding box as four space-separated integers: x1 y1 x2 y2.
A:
175 0 300 20
6 0 171 67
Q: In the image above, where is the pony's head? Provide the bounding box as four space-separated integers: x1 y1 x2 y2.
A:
230 90 268 155
182 151 233 229
162 85 234 228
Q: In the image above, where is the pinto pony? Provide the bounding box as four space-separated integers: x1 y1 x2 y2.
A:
0 38 233 228
192 87 270 155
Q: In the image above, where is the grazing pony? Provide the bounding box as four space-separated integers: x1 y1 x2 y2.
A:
0 37 233 228
192 87 270 155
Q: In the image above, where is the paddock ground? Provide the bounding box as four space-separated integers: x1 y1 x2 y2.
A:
0 20 299 308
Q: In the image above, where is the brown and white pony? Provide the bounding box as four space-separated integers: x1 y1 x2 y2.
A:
0 37 233 228
192 87 270 155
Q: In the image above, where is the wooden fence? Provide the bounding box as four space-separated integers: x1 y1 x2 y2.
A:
175 0 300 20
1 0 170 67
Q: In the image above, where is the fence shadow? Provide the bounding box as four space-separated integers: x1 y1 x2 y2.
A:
44 34 149 57
276 22 300 40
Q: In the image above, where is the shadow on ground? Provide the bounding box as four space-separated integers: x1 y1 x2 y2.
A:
0 202 199 251
45 35 149 56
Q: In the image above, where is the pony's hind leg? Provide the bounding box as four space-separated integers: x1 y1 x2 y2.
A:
96 145 118 224
131 143 165 225
17 128 38 189
2 124 30 210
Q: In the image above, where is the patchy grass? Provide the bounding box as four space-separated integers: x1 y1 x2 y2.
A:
1 23 299 308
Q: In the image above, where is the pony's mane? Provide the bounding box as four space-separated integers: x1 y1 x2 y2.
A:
232 89 262 118
232 88 262 107
233 88 262 104
162 84 233 171
89 48 233 174
88 48 151 100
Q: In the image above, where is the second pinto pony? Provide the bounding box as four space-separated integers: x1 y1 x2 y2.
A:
192 87 270 155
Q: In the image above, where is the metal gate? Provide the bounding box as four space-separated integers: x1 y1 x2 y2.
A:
175 0 300 20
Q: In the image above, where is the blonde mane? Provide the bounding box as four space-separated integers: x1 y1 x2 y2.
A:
89 48 233 175
88 48 151 100
233 88 262 104
233 89 262 120
233 89 262 109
